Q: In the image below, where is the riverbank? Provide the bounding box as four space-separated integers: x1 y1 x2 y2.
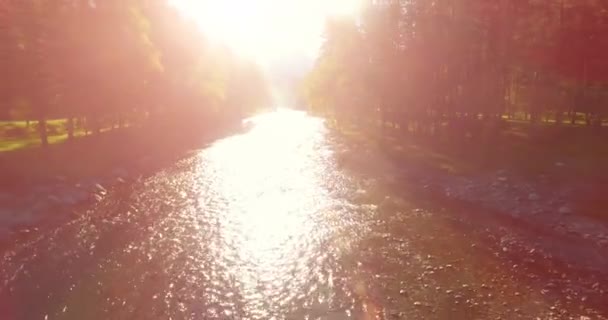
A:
333 122 608 265
0 120 242 245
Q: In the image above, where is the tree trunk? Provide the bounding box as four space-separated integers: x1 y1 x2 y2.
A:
38 118 48 146
67 117 75 140
91 116 101 135
570 110 576 125
555 111 563 126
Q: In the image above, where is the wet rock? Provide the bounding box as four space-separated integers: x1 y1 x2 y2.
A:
94 183 107 195
387 310 403 319
413 301 422 307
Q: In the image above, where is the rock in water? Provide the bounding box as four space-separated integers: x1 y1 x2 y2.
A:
94 183 107 195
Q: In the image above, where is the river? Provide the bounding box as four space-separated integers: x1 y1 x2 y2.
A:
1 110 606 319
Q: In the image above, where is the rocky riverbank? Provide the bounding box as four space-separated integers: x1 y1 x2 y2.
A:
0 122 244 247
0 167 133 242
416 168 608 248
337 135 608 273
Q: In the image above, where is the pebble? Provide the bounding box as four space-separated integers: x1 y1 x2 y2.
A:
413 301 422 307
95 183 107 195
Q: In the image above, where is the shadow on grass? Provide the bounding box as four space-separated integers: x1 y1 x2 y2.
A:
339 121 608 179
335 121 608 222
0 120 244 191
350 143 608 318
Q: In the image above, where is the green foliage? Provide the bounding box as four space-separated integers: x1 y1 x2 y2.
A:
304 0 608 135
0 0 273 147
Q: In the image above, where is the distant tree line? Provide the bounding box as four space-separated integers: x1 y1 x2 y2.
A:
304 0 608 139
0 0 272 145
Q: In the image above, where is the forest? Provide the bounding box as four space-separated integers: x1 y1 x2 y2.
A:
304 0 608 139
0 0 272 149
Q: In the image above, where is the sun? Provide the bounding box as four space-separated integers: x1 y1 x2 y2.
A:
168 0 363 63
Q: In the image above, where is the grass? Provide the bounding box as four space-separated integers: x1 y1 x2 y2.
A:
0 119 135 187
336 119 608 221
344 120 608 179
0 119 82 152
0 119 127 152
0 118 238 189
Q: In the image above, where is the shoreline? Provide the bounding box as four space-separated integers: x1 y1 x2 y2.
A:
0 121 244 249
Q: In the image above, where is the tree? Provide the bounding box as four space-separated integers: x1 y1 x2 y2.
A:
304 0 608 139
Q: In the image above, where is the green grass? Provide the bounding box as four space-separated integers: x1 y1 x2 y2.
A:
1 119 71 152
0 119 120 152
336 120 608 222
0 117 234 186
338 119 608 179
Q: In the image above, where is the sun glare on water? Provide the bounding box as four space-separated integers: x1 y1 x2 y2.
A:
168 0 362 63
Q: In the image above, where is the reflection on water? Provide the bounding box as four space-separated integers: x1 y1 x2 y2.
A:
3 110 598 319
0 110 374 319
199 110 363 318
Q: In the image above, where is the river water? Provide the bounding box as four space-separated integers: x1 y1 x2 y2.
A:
1 110 606 319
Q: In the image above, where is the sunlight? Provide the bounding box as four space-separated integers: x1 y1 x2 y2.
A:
199 110 336 316
168 0 363 63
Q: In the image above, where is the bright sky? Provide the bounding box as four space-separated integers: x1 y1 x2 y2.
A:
168 0 363 65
